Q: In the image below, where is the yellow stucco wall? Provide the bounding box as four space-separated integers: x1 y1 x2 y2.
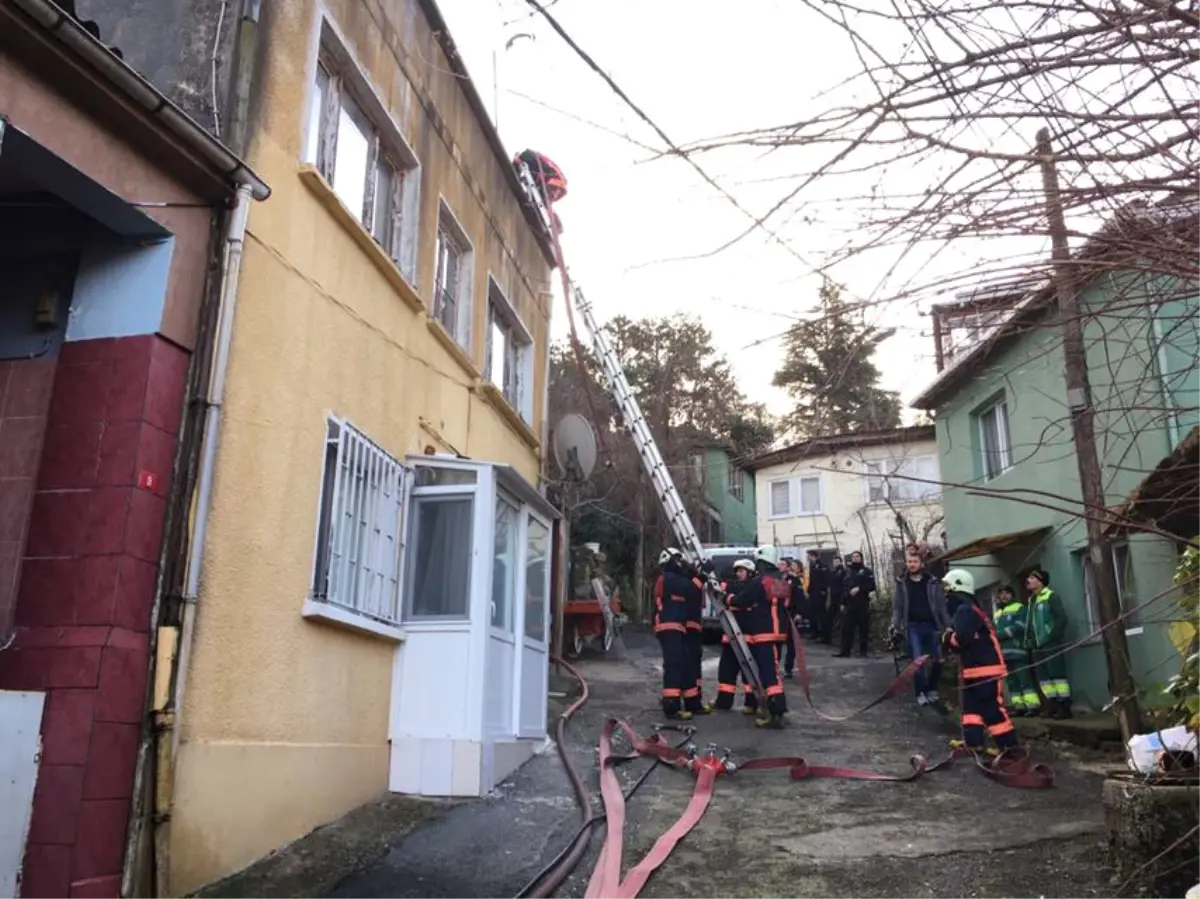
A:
169 0 553 891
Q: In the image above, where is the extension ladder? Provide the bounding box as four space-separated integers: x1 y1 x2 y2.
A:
514 160 766 707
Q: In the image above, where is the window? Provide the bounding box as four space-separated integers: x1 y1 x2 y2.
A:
798 476 822 513
304 32 421 281
1081 542 1141 635
727 465 744 501
705 508 723 544
689 452 705 484
977 399 1013 480
485 279 533 420
864 455 941 504
769 479 791 517
311 418 407 626
768 476 821 517
492 495 519 632
524 516 550 642
406 494 474 619
433 202 474 350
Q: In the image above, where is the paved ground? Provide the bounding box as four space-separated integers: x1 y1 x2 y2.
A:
329 629 1113 898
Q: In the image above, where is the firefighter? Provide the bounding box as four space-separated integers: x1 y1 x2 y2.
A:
653 547 694 720
1024 568 1072 719
741 545 789 728
513 149 567 233
940 569 1019 754
683 561 713 716
994 585 1040 717
714 559 759 713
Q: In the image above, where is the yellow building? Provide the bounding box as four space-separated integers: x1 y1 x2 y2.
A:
161 0 558 891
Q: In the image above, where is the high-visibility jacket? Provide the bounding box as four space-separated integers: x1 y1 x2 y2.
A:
994 600 1027 657
1026 587 1067 649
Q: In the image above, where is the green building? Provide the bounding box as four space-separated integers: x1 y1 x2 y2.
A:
913 206 1198 711
687 444 758 545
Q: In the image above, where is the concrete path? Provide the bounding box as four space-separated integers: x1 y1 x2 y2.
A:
331 630 1112 898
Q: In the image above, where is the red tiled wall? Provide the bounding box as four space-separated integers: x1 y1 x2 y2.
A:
0 335 190 899
0 359 57 636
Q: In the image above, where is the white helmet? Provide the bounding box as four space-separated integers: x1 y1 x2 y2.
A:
942 568 975 595
658 547 684 566
733 558 755 573
755 544 778 566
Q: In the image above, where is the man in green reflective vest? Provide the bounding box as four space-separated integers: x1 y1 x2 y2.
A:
1024 568 1073 719
994 585 1041 716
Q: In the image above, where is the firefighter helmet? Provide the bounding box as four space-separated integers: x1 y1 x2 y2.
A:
658 547 684 566
942 568 976 596
755 545 778 566
733 558 755 574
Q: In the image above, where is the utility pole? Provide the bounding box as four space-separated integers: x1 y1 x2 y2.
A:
1036 128 1142 741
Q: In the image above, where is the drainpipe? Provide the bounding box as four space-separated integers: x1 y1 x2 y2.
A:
1150 312 1181 452
148 183 253 896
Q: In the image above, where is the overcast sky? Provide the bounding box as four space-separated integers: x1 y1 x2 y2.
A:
436 0 1036 419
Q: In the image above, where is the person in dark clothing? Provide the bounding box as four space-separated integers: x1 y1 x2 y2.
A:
835 551 876 658
889 552 950 708
714 559 759 712
806 550 830 641
781 559 807 678
736 545 789 728
653 548 695 720
823 555 845 645
682 565 713 716
940 568 1019 754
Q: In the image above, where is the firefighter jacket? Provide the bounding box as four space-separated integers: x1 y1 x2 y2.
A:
945 598 1008 681
754 562 790 642
685 574 706 632
728 573 775 640
653 562 698 634
720 578 755 642
994 600 1028 657
1025 587 1067 649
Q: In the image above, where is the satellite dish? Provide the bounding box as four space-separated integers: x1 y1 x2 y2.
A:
552 413 598 482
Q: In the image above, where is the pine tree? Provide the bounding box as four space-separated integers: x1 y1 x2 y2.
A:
773 279 902 440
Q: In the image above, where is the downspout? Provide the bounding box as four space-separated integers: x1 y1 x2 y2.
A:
151 183 253 896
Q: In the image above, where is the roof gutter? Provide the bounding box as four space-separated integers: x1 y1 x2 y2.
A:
8 0 270 200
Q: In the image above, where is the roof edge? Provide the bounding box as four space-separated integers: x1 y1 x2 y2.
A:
6 0 270 200
417 0 557 268
747 424 937 471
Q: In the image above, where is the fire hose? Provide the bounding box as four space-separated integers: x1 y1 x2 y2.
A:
529 642 1053 899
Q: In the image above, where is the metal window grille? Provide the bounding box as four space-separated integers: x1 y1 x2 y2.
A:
314 419 407 626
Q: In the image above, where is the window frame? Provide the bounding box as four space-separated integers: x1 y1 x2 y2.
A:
1080 541 1142 638
484 275 534 422
727 464 744 502
306 415 410 636
403 466 478 624
862 454 941 504
303 20 422 283
433 198 475 352
976 397 1014 481
767 475 822 519
768 478 792 518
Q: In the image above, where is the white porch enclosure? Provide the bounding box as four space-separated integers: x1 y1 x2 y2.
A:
388 456 555 796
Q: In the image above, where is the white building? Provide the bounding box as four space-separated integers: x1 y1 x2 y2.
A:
746 426 944 583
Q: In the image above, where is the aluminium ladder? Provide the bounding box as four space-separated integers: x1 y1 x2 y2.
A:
514 160 767 707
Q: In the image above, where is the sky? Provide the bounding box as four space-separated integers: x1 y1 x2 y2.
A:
434 0 1040 421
